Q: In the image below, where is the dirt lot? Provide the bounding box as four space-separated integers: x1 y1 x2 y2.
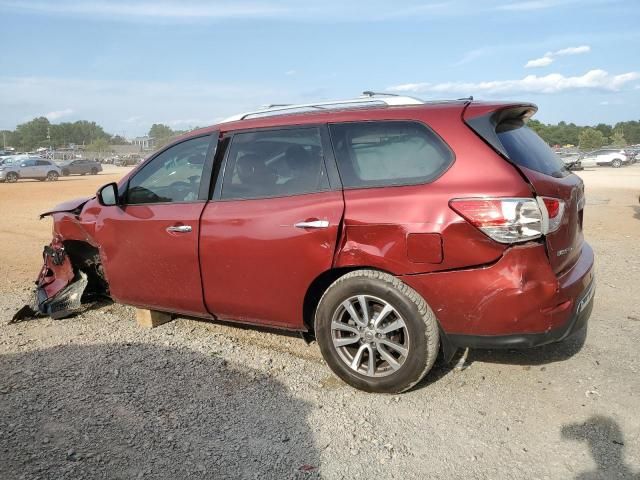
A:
1 165 639 479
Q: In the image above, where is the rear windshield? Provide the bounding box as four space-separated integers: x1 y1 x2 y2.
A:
497 122 568 177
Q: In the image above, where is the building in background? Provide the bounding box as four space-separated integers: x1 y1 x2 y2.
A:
131 136 155 151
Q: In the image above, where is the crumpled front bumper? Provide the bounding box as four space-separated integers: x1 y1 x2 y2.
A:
34 240 87 319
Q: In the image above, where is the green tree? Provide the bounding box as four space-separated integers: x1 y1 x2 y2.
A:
110 135 129 145
148 124 175 148
616 121 640 145
594 123 612 143
87 138 111 154
14 117 51 150
579 128 605 150
610 129 626 147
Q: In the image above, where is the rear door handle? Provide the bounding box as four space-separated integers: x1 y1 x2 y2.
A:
294 220 329 229
166 225 192 233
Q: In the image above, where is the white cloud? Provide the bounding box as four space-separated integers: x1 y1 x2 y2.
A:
525 57 554 68
0 0 596 22
554 45 591 56
525 44 590 68
44 108 73 120
497 1 562 11
285 70 297 76
0 1 289 20
388 69 640 95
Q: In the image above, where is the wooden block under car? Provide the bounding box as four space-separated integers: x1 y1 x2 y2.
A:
136 309 173 329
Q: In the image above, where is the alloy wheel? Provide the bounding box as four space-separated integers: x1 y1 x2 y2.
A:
331 295 409 378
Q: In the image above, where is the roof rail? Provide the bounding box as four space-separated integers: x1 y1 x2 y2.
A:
221 92 425 123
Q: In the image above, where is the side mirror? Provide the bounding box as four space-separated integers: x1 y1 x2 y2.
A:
97 182 119 206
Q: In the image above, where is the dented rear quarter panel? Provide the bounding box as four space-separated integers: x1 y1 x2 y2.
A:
333 107 533 275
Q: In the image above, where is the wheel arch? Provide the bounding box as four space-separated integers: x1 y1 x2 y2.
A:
61 239 110 298
302 266 399 335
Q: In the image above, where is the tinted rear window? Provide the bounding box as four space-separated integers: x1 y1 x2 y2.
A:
329 121 453 188
497 123 568 177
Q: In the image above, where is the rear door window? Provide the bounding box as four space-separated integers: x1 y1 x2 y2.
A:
497 123 568 177
220 127 329 200
328 121 453 188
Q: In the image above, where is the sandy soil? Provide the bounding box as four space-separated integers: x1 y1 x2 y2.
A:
1 164 639 479
0 165 132 286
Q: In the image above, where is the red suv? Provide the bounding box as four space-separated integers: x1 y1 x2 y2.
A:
32 93 595 393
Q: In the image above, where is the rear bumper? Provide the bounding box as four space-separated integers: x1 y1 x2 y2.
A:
446 277 594 349
401 242 595 346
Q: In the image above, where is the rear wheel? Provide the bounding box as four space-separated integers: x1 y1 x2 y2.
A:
61 169 70 176
611 158 622 168
46 171 59 181
315 270 439 393
90 168 98 175
5 172 18 183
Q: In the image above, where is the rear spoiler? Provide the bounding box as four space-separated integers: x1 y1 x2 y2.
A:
462 103 537 158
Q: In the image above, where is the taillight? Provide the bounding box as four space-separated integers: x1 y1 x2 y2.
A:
450 196 565 244
538 196 565 233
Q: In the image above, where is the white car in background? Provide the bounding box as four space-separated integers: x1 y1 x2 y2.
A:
0 158 62 182
580 149 628 168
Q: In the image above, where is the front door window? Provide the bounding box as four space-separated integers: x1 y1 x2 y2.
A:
127 136 211 204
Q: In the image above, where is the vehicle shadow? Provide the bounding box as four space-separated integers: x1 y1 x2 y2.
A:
0 343 321 479
562 415 640 479
465 327 588 367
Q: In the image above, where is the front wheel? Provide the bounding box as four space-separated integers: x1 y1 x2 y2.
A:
611 158 622 168
46 171 59 181
5 172 18 183
90 168 98 175
315 270 439 393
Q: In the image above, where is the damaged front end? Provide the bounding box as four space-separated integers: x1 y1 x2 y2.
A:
12 198 110 322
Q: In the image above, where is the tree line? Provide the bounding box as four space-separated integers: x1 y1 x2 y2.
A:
0 117 188 153
2 116 638 153
528 119 639 150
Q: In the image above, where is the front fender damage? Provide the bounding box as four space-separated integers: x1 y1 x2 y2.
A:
12 241 89 321
12 204 110 323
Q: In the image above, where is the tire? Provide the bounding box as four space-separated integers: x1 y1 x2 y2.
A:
61 169 69 176
90 168 98 175
5 172 18 183
46 171 59 181
315 270 439 393
611 158 622 168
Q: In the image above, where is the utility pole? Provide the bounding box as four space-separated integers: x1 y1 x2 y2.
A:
47 126 52 157
2 131 6 150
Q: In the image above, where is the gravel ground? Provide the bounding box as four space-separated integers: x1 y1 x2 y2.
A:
1 165 639 479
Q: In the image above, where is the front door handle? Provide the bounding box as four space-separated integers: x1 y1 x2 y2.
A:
166 225 192 233
294 220 329 229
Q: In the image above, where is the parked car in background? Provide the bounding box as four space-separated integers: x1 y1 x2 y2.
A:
0 158 61 182
0 154 33 167
580 149 628 168
32 94 595 393
624 148 639 164
115 155 141 166
557 152 582 170
58 159 102 176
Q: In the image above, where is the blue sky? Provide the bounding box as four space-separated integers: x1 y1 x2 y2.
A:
1 0 638 137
